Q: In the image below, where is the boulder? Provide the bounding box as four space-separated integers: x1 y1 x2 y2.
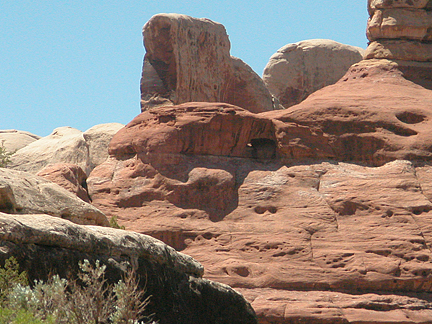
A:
263 39 364 108
0 168 108 226
141 13 275 113
367 8 432 41
83 123 124 170
37 163 91 203
0 129 40 153
9 124 123 175
9 126 90 174
0 213 257 324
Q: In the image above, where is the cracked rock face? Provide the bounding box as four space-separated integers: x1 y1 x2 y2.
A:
141 13 275 113
366 0 432 61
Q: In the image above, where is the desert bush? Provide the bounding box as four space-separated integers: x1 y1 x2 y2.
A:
0 256 28 303
109 216 125 230
0 257 154 324
0 141 14 168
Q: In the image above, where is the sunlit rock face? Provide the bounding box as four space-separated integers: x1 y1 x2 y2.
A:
140 13 275 114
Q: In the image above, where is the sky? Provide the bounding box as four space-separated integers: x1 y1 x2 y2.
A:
1 1 369 137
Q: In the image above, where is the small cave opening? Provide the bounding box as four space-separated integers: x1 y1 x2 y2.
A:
247 138 277 160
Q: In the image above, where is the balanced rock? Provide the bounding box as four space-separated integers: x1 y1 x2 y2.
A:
263 39 364 108
366 0 432 61
0 168 108 226
9 124 123 175
0 213 257 324
0 129 40 153
141 13 274 113
37 163 91 203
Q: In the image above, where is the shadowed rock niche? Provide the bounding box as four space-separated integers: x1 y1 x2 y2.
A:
141 13 275 113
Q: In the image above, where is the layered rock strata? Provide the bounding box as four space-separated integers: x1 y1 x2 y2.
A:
141 14 275 113
0 213 257 324
365 0 432 61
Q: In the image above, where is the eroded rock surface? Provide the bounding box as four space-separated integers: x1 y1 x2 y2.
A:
141 13 274 113
263 39 364 108
37 163 91 203
0 129 40 153
0 213 257 324
9 124 123 175
89 88 432 322
0 168 108 226
366 0 432 61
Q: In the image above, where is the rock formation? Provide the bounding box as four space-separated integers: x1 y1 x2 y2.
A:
88 100 432 323
0 213 257 324
3 2 432 323
87 3 432 323
141 13 275 113
263 39 364 108
366 0 432 61
0 168 108 226
0 129 40 152
83 123 125 170
9 123 123 175
37 163 91 203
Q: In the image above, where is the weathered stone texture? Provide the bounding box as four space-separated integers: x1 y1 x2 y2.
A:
0 168 108 226
366 0 432 61
141 13 274 113
0 213 257 324
263 39 364 108
0 129 40 153
37 163 91 203
9 124 123 175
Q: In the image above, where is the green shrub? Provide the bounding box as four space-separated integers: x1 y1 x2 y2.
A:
0 257 154 324
0 142 14 168
0 257 28 303
109 216 125 230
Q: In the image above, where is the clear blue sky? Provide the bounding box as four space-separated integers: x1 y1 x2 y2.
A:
1 1 368 137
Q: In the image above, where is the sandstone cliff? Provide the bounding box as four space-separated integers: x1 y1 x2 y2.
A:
87 3 432 323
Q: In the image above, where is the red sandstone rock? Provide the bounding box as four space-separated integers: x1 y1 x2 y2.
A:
141 14 275 113
37 163 91 203
366 0 432 61
88 68 432 321
87 5 432 323
266 59 432 165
